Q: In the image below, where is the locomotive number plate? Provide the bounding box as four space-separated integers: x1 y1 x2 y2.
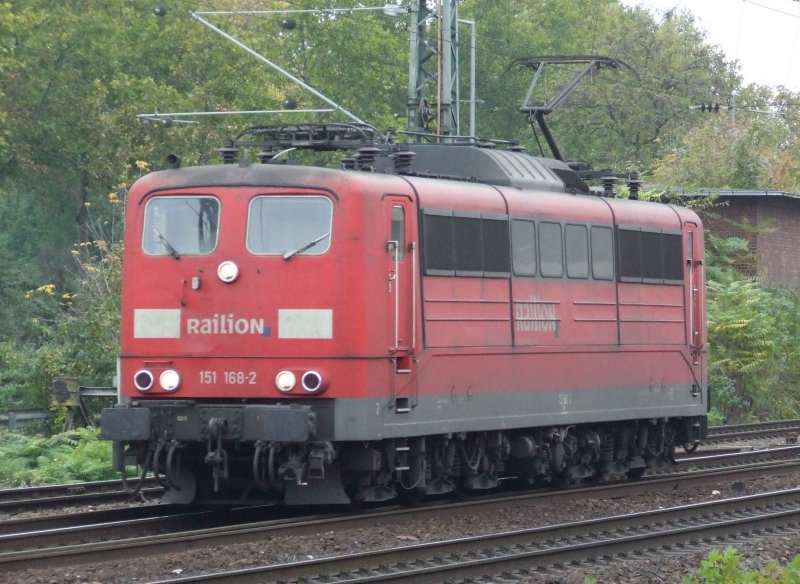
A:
199 371 257 385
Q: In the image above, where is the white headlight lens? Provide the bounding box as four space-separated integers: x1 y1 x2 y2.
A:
275 370 296 393
217 260 239 283
159 369 181 392
134 369 154 392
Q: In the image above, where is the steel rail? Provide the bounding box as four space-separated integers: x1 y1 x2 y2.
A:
709 419 800 435
0 504 184 536
3 453 800 572
704 426 800 444
677 444 800 469
150 487 800 583
0 479 162 512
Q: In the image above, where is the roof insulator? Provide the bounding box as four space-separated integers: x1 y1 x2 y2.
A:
601 176 617 198
391 150 416 174
341 156 356 170
258 150 276 164
627 171 643 200
218 141 239 165
355 147 381 171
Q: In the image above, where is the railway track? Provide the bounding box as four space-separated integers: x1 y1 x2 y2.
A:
705 419 800 444
150 486 800 584
3 447 799 574
0 419 786 516
0 478 162 514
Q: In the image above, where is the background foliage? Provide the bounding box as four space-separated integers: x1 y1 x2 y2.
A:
0 427 115 485
683 547 800 584
1 0 800 480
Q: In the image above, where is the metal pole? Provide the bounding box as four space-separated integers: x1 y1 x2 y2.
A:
191 12 369 126
458 19 476 138
436 0 443 140
406 0 430 134
439 0 458 140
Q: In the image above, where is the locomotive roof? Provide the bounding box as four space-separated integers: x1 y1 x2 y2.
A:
227 124 587 193
381 144 588 194
139 145 588 196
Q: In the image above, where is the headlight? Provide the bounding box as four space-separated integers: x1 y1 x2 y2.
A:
217 260 240 283
302 370 324 393
275 370 296 393
159 369 181 392
134 369 154 392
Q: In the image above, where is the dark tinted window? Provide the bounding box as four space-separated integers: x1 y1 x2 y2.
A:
663 233 684 280
511 219 536 276
423 213 454 273
565 224 589 279
454 216 483 273
617 228 684 284
483 218 511 274
641 231 662 280
591 226 614 280
539 222 563 278
423 211 510 277
618 228 642 280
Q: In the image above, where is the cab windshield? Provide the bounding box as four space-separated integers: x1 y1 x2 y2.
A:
142 196 219 256
247 196 332 256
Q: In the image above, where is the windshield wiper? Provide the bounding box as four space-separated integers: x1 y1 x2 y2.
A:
282 232 330 260
152 226 181 259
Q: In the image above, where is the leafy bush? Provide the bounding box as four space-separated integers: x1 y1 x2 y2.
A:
0 427 115 486
0 239 122 426
683 547 800 583
705 230 800 422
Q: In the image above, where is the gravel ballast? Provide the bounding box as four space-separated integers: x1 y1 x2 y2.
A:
7 451 800 583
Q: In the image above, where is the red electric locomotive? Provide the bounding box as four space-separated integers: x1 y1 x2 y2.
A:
101 124 708 504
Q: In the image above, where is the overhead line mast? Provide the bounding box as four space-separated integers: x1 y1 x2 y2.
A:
406 0 459 141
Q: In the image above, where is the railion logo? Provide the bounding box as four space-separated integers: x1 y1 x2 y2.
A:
514 296 560 337
186 313 270 336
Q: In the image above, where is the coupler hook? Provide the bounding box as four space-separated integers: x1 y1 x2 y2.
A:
121 441 155 499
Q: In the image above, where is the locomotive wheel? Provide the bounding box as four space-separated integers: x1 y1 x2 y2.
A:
682 442 699 453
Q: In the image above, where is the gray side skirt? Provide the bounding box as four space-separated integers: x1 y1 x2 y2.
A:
334 383 707 441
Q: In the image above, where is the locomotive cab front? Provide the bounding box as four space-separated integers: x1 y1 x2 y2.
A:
102 163 417 504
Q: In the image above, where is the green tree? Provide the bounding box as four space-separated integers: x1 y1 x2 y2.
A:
651 85 800 192
459 1 735 173
703 230 800 421
1 0 798 425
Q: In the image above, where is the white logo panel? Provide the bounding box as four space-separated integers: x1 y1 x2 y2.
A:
278 309 333 339
134 308 181 339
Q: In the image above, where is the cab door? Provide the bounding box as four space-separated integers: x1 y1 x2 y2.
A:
685 222 705 363
384 196 417 411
